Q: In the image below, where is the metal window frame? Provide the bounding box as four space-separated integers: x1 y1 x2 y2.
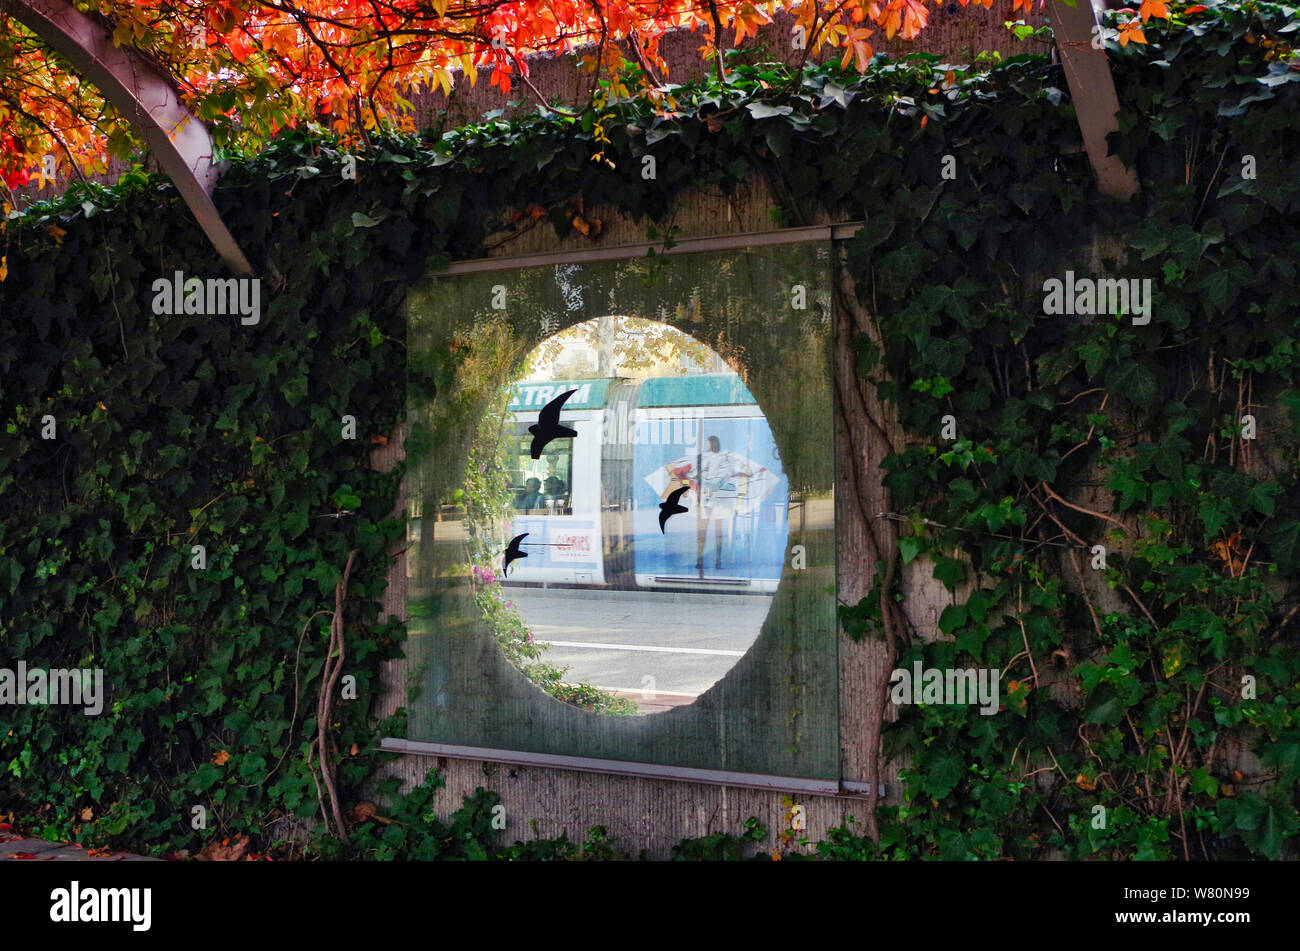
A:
437 222 863 275
391 223 874 796
381 738 884 799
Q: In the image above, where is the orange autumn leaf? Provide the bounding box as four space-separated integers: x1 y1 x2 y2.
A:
1118 20 1148 45
349 801 377 823
1139 0 1169 21
1211 530 1246 576
212 749 231 766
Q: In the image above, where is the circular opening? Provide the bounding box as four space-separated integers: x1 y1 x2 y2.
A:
472 316 790 716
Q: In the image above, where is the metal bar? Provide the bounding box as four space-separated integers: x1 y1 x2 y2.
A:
380 737 883 798
437 222 863 275
1046 0 1141 199
6 0 254 274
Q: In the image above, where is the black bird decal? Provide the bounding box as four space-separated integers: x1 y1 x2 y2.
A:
502 533 529 574
529 389 579 459
659 485 690 533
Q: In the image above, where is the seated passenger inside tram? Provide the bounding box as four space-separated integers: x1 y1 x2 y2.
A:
514 477 544 510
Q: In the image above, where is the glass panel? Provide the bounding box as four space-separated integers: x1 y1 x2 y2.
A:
403 242 837 778
508 422 572 516
477 318 791 713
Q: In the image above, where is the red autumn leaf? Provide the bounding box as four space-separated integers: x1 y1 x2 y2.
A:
0 2 943 175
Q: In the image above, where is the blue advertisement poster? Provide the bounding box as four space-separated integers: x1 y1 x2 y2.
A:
633 415 789 583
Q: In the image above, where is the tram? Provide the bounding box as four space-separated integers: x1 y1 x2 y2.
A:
501 373 789 593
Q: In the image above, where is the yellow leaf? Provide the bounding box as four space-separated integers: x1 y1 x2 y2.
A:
1163 643 1185 678
0 256 7 282
80 807 94 821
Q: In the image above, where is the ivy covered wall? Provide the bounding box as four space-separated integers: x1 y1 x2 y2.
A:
1 1 1297 859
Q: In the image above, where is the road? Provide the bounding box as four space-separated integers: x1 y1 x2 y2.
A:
505 586 772 712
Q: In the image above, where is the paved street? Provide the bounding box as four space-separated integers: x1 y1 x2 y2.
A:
505 586 772 709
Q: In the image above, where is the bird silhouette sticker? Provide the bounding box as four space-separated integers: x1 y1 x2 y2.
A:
659 485 690 533
502 533 529 574
529 389 578 459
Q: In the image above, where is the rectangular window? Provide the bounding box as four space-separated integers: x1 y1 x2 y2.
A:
400 240 838 780
509 426 572 515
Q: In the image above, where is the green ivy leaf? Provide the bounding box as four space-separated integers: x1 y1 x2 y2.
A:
1261 519 1300 574
925 753 965 800
745 102 793 120
897 535 924 565
938 603 968 635
932 555 966 591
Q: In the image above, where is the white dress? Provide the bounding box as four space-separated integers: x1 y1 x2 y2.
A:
699 449 751 516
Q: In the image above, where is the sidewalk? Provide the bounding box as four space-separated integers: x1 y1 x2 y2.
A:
0 834 159 862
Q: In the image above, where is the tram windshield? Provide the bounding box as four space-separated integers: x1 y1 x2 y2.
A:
509 425 572 515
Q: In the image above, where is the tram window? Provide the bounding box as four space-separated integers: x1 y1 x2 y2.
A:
509 428 571 515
